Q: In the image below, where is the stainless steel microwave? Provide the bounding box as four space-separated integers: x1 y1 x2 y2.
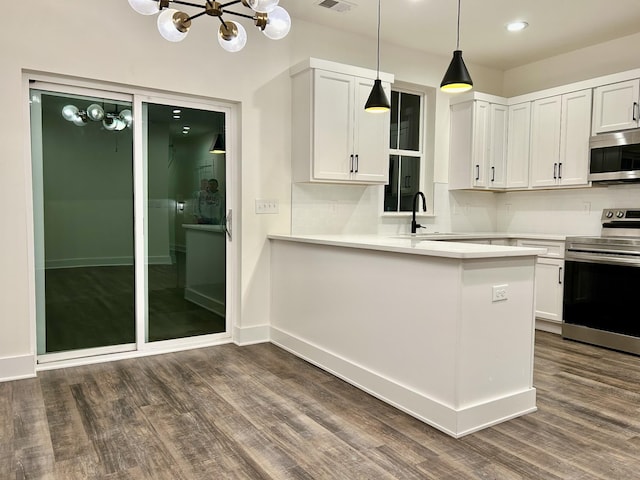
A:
589 129 640 183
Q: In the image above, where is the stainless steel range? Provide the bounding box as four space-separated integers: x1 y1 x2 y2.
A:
563 208 640 355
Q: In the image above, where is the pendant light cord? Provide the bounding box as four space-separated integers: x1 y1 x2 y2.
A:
376 0 381 77
456 0 461 49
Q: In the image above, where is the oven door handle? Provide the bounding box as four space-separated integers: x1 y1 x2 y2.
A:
566 251 640 266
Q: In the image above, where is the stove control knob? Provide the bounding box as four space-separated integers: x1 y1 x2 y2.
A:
617 211 625 218
606 211 614 218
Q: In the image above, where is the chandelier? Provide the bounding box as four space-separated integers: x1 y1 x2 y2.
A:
61 104 133 131
127 0 292 52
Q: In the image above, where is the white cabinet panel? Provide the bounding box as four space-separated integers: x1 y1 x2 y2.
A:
533 257 564 323
448 100 507 190
313 70 354 181
516 239 565 325
592 79 640 135
530 90 591 188
506 102 531 189
530 96 562 188
559 89 592 186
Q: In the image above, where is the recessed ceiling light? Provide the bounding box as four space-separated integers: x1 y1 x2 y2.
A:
506 21 528 32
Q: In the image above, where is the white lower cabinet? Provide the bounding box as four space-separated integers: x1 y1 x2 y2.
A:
516 239 565 331
533 257 564 323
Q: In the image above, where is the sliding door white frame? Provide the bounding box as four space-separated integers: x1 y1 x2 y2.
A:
25 73 239 369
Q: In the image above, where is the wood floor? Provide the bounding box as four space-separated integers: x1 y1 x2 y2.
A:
2 331 640 479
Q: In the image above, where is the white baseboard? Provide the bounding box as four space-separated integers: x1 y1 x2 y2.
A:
271 326 536 438
234 324 270 345
184 288 225 317
535 318 562 335
0 354 36 382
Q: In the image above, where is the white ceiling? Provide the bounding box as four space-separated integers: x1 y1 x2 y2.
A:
280 0 640 70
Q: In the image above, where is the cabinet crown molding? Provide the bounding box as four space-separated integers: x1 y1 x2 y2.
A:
290 57 394 83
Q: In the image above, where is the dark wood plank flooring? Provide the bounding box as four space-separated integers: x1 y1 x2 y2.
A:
2 332 640 479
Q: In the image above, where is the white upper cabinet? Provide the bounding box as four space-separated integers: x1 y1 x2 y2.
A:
506 102 531 189
559 89 592 186
291 59 393 184
530 89 591 188
448 99 508 190
530 96 562 187
489 103 508 188
592 79 640 135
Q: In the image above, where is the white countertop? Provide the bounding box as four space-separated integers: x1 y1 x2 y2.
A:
268 234 547 259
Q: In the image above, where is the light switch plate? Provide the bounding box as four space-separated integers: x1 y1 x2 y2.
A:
255 199 279 214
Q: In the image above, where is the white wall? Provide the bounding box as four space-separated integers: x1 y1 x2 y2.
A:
503 32 640 97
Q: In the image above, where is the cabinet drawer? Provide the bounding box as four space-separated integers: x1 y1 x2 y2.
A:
516 239 564 258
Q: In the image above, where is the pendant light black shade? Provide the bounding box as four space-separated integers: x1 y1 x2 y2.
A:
440 50 473 93
365 79 390 112
440 0 473 93
365 0 390 112
209 134 225 153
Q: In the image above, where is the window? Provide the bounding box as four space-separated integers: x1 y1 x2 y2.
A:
384 89 425 213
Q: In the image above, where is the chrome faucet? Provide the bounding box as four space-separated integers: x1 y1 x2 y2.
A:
411 191 427 233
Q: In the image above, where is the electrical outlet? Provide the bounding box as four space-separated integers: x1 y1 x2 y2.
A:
255 199 279 214
492 284 508 302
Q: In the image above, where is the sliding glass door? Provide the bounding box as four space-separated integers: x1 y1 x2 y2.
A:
144 102 227 342
31 87 136 358
30 82 232 362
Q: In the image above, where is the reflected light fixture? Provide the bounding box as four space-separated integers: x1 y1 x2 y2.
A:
61 104 133 131
209 134 226 153
440 0 473 93
128 0 291 52
364 0 390 112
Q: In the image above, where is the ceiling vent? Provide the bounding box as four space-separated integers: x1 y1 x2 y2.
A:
316 0 356 13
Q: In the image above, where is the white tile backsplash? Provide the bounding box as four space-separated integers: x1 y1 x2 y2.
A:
291 180 640 237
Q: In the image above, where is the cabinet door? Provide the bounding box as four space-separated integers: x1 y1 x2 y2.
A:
448 101 474 190
559 89 591 186
472 101 490 187
489 103 508 188
353 77 390 183
313 70 354 181
506 102 531 189
530 96 561 188
534 257 564 323
592 79 640 135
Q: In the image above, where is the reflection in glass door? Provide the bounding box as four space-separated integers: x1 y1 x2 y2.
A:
31 88 135 357
145 102 227 342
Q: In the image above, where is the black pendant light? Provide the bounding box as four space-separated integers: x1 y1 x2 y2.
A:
440 0 473 93
365 0 390 112
209 133 225 154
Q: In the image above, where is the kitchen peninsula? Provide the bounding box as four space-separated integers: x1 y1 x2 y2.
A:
269 234 545 438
